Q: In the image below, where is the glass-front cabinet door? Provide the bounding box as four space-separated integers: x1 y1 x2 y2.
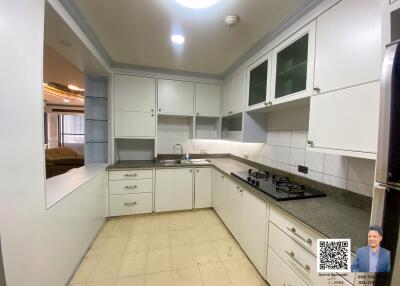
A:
246 53 272 111
271 21 315 104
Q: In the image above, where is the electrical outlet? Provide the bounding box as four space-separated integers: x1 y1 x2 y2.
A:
298 165 308 174
243 152 249 159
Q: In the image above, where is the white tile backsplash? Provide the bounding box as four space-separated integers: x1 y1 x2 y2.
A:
305 151 325 173
278 146 291 164
290 148 305 167
278 131 292 147
323 154 349 179
291 130 307 149
346 180 373 197
323 174 347 189
348 158 375 185
156 127 375 197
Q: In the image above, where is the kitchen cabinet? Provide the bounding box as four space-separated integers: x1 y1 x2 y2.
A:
246 52 272 111
114 111 156 138
174 168 194 210
267 247 308 286
308 81 380 159
221 113 243 141
223 177 242 241
239 189 268 278
157 79 194 115
114 74 156 113
108 170 154 216
211 169 226 219
194 167 212 208
155 168 193 212
221 70 245 116
314 0 381 94
113 74 156 138
155 169 174 212
270 21 316 105
195 83 221 117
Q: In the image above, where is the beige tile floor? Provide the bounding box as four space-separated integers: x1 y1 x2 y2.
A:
69 209 267 286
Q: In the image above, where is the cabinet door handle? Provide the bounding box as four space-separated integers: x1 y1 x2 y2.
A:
286 227 312 245
236 186 240 190
124 201 137 206
151 114 154 117
158 108 161 112
313 86 321 92
307 140 314 146
263 101 268 106
124 185 137 189
196 169 199 173
239 189 243 193
151 109 154 112
196 112 199 115
124 173 137 177
190 169 193 173
285 250 311 272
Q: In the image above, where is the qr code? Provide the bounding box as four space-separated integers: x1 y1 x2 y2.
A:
317 239 351 273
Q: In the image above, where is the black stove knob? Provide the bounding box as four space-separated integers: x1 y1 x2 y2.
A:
251 179 256 184
248 169 253 174
247 176 251 182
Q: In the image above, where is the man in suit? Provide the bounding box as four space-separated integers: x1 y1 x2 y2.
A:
351 225 391 272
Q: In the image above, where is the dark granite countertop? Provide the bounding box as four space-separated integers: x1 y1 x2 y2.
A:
107 157 371 252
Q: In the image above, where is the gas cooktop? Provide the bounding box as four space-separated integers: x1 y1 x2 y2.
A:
231 169 326 201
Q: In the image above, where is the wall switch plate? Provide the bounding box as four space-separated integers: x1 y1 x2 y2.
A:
298 165 308 174
243 152 249 159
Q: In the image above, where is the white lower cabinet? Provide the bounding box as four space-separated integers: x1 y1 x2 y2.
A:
109 193 152 216
174 168 194 211
267 247 308 286
211 169 226 219
239 189 268 279
194 167 212 208
155 169 174 212
223 177 242 240
155 168 193 212
108 169 154 216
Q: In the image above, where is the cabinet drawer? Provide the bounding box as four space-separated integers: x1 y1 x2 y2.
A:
267 247 308 286
109 179 152 195
109 170 153 181
109 193 152 216
269 206 324 255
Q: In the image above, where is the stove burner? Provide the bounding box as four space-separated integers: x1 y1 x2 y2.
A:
272 175 289 184
248 169 269 178
277 182 305 193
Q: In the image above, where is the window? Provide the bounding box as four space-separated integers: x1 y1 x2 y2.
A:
59 114 84 145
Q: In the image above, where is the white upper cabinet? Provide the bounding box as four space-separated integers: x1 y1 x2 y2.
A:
195 83 221 117
246 52 272 111
270 21 316 105
314 0 381 94
222 70 245 116
114 74 156 112
157 79 194 115
113 74 156 138
308 81 380 159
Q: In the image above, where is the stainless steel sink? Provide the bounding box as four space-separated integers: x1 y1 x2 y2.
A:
159 159 210 165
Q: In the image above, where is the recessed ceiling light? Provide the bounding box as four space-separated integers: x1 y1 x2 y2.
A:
176 0 219 9
171 34 185 44
63 98 70 103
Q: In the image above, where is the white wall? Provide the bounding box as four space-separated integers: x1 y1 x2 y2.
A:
0 2 106 285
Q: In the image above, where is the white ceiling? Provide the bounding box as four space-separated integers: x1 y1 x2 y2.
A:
72 0 304 76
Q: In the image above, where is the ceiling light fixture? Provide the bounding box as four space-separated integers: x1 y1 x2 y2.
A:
171 34 185 44
68 84 84 92
176 0 219 9
224 14 240 27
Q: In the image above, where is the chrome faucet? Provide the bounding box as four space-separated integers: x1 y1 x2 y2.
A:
172 144 184 159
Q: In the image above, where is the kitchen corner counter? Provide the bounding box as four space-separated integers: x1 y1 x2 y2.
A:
207 158 370 252
107 157 370 252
